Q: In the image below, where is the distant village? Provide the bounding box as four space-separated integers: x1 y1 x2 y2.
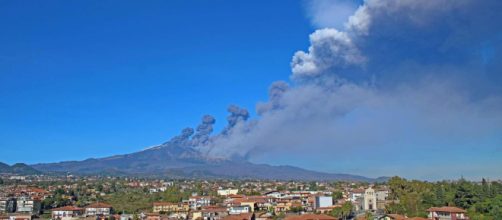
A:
1 173 491 220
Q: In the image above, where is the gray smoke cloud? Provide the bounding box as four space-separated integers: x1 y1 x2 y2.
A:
163 115 216 147
164 127 194 147
256 81 289 115
292 0 502 88
191 0 502 179
190 115 216 146
226 105 250 127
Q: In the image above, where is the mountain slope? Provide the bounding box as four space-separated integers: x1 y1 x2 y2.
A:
162 161 379 181
32 143 384 181
0 162 42 175
33 144 208 174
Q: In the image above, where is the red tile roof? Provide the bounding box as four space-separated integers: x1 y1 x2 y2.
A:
51 206 84 211
426 206 466 213
284 214 337 220
351 189 365 193
229 195 245 199
222 213 253 220
85 202 112 209
190 196 212 199
153 202 180 207
201 206 227 213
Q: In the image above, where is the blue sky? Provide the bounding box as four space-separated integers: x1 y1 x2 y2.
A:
1 0 501 180
0 0 312 163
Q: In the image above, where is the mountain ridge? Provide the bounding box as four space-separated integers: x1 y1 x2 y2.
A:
31 143 387 182
0 162 42 175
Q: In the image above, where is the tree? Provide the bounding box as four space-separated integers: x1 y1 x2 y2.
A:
434 185 446 206
133 213 140 220
309 182 318 191
334 202 353 220
290 206 303 213
454 180 479 209
365 211 374 220
273 212 285 220
331 204 353 220
332 191 343 200
331 207 343 219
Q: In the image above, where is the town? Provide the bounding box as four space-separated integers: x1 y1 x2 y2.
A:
1 174 500 220
2 0 502 219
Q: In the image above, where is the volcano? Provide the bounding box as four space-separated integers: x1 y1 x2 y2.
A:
31 141 385 182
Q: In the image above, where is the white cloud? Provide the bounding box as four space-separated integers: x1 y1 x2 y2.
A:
291 28 366 80
305 0 360 29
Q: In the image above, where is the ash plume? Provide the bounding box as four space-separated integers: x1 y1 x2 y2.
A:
163 0 502 178
220 105 250 136
163 127 194 147
190 115 216 146
227 105 250 127
256 81 289 115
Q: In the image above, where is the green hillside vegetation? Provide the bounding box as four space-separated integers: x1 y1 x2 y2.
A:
103 186 193 214
386 177 502 220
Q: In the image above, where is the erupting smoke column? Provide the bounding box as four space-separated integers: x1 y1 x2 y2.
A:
191 115 216 146
222 105 250 135
256 81 289 115
163 115 216 148
162 0 502 177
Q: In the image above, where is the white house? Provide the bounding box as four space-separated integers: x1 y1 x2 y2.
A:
375 189 388 201
217 189 239 196
16 197 41 215
189 196 212 210
84 202 113 217
51 206 84 219
314 196 333 209
0 198 17 213
349 189 365 202
427 206 469 220
264 191 283 199
228 206 251 215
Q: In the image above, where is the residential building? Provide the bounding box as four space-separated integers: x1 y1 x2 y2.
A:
84 202 113 217
189 196 212 210
274 200 292 213
349 189 365 202
240 200 257 212
427 206 469 220
375 190 388 201
0 198 16 213
264 191 282 199
145 213 162 220
15 197 41 215
228 206 251 215
284 214 337 220
51 206 84 219
152 202 189 213
191 207 228 220
0 213 32 220
222 213 254 220
218 189 239 196
117 214 134 220
378 214 407 220
314 196 332 209
376 189 390 210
